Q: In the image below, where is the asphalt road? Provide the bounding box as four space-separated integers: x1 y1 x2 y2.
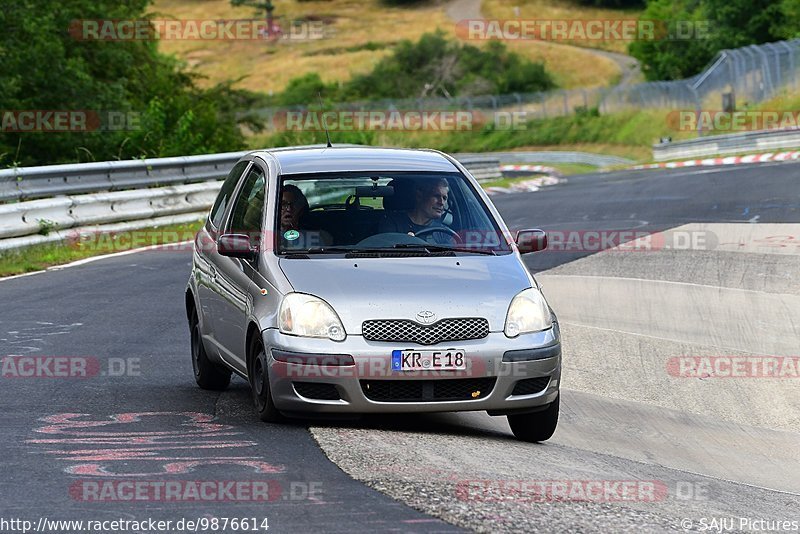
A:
1 161 798 533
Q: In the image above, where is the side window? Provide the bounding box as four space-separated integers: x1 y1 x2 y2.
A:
209 161 249 229
227 167 266 238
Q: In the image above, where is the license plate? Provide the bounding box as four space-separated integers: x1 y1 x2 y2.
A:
391 349 466 371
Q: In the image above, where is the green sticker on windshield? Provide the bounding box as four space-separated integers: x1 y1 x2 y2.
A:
284 230 300 241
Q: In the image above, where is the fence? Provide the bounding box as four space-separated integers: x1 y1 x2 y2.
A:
247 39 800 131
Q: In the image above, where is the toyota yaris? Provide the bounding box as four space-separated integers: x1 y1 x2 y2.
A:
185 146 561 442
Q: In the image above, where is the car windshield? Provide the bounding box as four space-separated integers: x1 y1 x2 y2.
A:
275 171 512 255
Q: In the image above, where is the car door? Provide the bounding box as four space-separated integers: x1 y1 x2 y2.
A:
208 164 267 372
195 160 251 348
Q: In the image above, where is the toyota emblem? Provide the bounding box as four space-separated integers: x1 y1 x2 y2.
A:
416 310 436 324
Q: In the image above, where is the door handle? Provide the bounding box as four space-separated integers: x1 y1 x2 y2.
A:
209 265 217 279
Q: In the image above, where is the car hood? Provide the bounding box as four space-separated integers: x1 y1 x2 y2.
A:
278 254 533 334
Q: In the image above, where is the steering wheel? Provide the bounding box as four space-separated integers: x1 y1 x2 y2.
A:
414 226 463 244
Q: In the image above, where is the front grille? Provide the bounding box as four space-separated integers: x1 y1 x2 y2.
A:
293 382 341 400
362 318 489 345
511 376 550 396
361 377 496 402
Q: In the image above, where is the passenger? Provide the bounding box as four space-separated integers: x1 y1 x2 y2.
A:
279 184 331 249
280 184 309 233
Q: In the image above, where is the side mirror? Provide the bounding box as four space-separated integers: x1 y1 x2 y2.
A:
218 234 257 261
516 229 547 254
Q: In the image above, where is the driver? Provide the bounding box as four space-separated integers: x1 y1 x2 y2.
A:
380 178 453 243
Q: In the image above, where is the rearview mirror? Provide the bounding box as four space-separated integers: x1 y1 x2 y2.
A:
218 234 257 261
516 229 547 254
355 185 395 198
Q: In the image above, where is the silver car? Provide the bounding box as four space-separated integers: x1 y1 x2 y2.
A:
185 146 561 442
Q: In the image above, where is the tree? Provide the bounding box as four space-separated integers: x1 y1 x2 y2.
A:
0 0 256 166
630 0 800 81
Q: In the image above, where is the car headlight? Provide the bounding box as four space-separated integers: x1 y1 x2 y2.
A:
504 287 552 337
279 293 346 341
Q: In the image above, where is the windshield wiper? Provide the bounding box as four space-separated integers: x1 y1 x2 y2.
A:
393 243 497 255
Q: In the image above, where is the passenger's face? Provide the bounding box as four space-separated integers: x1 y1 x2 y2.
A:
417 185 448 221
281 191 303 230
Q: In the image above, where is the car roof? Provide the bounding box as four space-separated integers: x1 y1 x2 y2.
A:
249 146 460 175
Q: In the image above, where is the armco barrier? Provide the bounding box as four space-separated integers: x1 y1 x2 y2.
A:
455 157 502 181
0 148 498 202
457 151 633 167
0 182 223 239
0 150 251 202
653 128 800 161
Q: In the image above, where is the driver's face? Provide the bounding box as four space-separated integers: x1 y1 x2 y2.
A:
417 185 448 221
280 191 303 230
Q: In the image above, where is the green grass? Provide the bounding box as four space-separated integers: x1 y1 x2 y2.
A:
481 175 540 189
0 220 204 277
250 108 680 161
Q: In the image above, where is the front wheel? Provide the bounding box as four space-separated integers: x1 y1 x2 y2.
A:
190 313 231 391
249 338 285 423
507 395 559 443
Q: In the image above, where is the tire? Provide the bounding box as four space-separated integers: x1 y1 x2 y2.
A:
249 337 285 423
190 312 231 391
507 395 559 443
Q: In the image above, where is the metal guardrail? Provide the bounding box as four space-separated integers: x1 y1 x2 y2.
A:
0 151 252 203
457 151 633 167
456 157 502 181
0 182 221 240
653 128 800 161
0 150 499 202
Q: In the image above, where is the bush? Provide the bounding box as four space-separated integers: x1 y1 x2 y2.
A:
630 0 800 81
278 31 555 104
278 73 338 106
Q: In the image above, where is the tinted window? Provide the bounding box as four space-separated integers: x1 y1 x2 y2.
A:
209 161 249 228
228 167 266 237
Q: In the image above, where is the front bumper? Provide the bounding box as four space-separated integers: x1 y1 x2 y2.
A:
263 326 561 415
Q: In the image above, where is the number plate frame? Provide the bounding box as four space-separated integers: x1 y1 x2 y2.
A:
391 349 466 371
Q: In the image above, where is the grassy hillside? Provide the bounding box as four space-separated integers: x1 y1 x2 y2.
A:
482 0 644 55
151 0 631 93
248 89 800 162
